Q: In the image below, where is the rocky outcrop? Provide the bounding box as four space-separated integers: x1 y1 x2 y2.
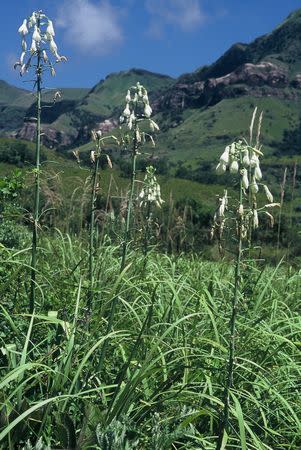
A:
16 122 75 148
94 118 118 133
155 61 297 111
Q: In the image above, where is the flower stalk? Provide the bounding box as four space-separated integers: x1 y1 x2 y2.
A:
212 113 279 448
98 82 159 373
15 10 67 313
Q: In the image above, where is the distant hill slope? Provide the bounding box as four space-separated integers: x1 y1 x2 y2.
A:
0 8 300 164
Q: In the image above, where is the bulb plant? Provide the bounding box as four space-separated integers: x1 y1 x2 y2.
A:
15 10 67 313
139 165 164 270
119 82 160 271
98 82 160 372
212 111 279 449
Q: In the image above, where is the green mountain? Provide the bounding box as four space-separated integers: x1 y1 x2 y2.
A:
0 8 301 165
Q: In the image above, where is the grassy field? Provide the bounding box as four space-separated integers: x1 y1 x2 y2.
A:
0 234 300 449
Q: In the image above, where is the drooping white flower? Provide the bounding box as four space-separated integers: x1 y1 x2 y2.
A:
20 52 26 65
250 152 259 168
150 120 159 132
20 64 27 76
144 104 152 118
238 203 244 216
143 94 149 103
242 168 249 190
49 38 58 54
123 104 131 118
263 185 273 203
42 50 48 63
51 67 56 77
32 26 41 42
125 90 131 102
96 130 102 138
254 163 262 181
46 20 55 37
22 39 27 51
230 160 239 174
250 178 259 194
242 150 250 167
216 162 227 175
18 19 28 36
253 209 259 229
29 13 37 26
30 40 37 54
220 146 230 165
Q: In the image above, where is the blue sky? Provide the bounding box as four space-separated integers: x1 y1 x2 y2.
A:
1 0 300 89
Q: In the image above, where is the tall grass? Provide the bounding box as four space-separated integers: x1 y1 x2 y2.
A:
0 232 300 448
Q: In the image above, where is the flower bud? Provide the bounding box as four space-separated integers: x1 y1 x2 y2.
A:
51 67 56 77
253 209 259 229
230 142 236 156
238 204 244 216
125 90 131 102
242 168 249 189
96 130 102 138
42 50 48 63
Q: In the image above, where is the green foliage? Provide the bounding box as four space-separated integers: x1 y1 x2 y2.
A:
0 138 46 167
0 233 300 449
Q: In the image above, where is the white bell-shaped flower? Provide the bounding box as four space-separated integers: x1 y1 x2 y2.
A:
30 39 37 54
46 20 55 37
125 90 131 102
230 160 239 174
254 163 262 180
22 39 27 51
144 104 152 118
242 150 250 167
32 26 41 42
123 104 131 118
220 146 230 165
263 185 273 203
216 162 227 175
18 19 28 36
49 38 58 54
42 50 48 63
250 177 259 194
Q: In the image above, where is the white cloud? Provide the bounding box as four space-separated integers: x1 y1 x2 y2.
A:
57 0 123 55
145 0 206 34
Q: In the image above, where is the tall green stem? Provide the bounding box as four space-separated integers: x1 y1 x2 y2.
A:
120 132 138 272
87 155 100 312
216 168 243 449
97 129 138 373
29 20 42 314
